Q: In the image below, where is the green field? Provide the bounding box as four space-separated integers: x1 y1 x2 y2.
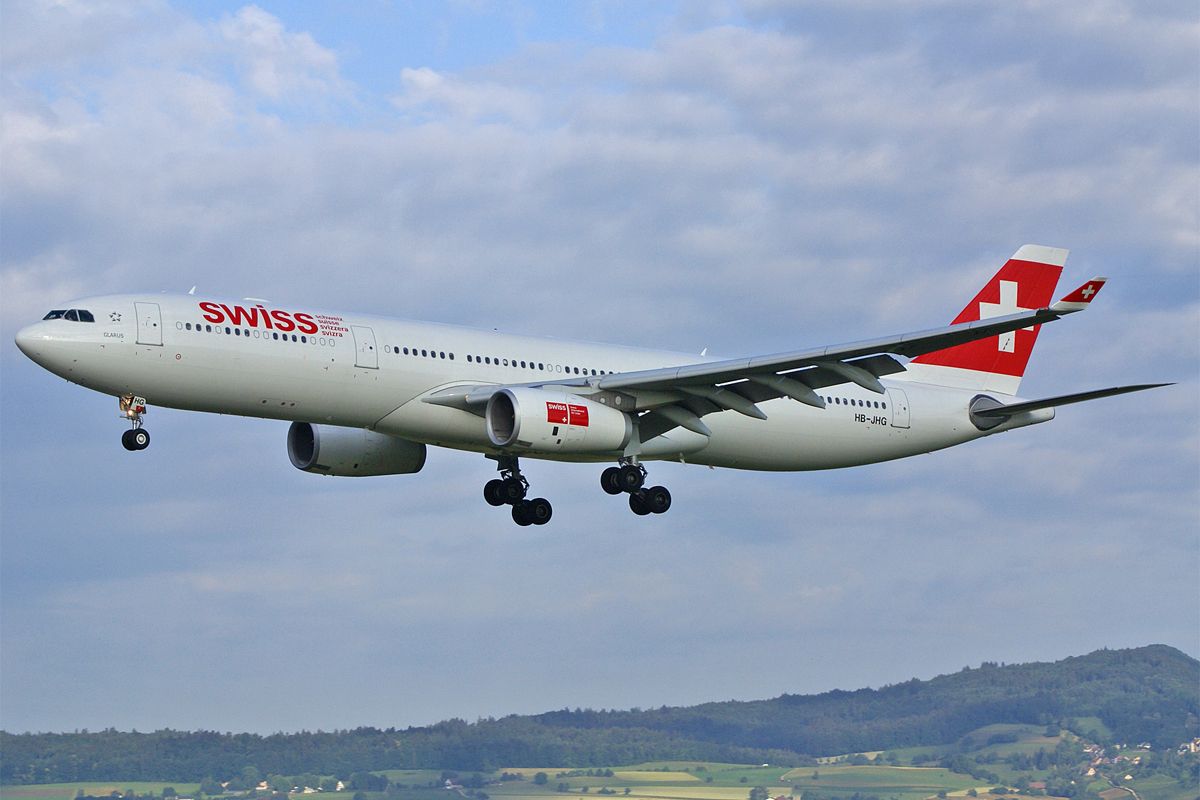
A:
0 783 200 800
11 756 1199 800
781 765 983 800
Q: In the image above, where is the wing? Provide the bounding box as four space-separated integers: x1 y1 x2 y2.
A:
424 278 1107 440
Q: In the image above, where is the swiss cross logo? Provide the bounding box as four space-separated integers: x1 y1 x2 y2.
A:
546 402 569 424
978 279 1034 353
1081 284 1096 299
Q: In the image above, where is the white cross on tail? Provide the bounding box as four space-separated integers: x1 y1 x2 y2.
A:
978 280 1033 353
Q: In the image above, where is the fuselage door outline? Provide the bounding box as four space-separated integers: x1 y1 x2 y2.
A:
888 387 911 429
351 325 378 369
134 302 163 346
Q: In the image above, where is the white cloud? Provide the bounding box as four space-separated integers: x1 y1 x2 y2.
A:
217 5 344 101
393 66 541 125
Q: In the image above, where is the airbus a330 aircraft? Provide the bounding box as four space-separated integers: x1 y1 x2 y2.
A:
15 245 1164 525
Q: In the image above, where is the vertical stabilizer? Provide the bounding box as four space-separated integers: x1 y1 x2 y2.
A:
904 245 1066 395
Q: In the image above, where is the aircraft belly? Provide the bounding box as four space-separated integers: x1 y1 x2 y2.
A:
374 399 489 447
689 396 979 470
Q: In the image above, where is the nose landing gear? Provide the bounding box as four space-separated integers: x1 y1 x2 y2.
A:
601 460 671 516
119 394 150 451
484 455 552 526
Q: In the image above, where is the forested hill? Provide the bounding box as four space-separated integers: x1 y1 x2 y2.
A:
3 645 1197 784
533 644 1199 755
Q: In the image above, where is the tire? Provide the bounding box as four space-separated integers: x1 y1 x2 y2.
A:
644 485 671 514
600 466 623 495
629 491 651 516
617 464 644 493
501 476 526 504
483 479 506 506
121 430 137 451
131 429 150 450
512 502 533 526
528 497 553 525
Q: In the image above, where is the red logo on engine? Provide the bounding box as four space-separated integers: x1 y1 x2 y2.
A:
568 404 589 427
546 402 569 424
546 402 589 427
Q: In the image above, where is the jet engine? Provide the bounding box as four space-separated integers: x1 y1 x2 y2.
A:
486 388 632 454
287 422 427 476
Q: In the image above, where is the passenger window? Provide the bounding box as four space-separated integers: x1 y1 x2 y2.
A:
440 351 445 359
185 323 192 331
42 310 67 320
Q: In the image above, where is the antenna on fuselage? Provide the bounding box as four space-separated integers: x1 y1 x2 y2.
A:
188 286 196 295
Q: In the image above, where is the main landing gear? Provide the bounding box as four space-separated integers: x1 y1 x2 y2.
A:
119 394 150 451
483 456 552 526
600 461 671 516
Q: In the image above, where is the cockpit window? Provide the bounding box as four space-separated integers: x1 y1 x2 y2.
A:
43 308 95 322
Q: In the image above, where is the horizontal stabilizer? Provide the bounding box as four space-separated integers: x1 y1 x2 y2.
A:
972 383 1171 419
1051 277 1107 313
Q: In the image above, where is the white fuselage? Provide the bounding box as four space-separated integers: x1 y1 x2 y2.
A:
14 293 1050 471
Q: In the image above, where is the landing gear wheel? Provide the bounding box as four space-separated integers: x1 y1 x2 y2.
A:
122 428 149 451
629 492 651 516
643 485 671 514
501 476 527 504
527 497 553 525
512 502 533 526
483 479 506 507
617 463 644 493
600 466 623 495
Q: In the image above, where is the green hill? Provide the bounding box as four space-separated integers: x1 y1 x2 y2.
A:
534 645 1199 755
2 645 1196 784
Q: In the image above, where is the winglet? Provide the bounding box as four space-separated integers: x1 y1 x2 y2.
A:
1052 277 1107 313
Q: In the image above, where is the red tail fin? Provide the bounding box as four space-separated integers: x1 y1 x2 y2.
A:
907 245 1066 394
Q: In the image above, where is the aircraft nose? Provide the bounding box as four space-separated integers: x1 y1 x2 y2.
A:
14 323 40 358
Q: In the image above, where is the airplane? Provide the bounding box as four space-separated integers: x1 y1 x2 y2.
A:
14 244 1166 526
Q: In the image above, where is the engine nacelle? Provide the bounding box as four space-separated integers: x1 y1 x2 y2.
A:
287 422 427 476
486 388 632 454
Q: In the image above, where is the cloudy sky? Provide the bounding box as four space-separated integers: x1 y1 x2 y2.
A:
2 1 1197 735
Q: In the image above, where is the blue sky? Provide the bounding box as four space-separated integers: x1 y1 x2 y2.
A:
1 1 1197 735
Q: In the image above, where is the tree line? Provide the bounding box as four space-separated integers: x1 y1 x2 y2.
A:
3 645 1195 785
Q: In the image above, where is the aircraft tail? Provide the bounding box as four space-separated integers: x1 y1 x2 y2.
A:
905 244 1067 395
